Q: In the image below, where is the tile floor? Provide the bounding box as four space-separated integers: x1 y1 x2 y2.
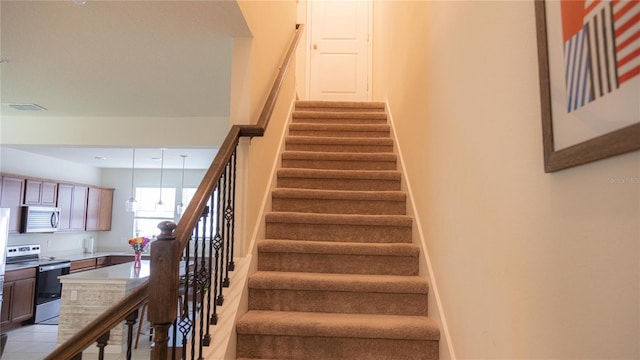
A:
1 323 151 360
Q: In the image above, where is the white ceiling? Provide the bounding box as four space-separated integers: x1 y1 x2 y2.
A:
5 145 218 170
0 0 251 169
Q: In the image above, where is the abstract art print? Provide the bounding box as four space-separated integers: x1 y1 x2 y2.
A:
535 0 640 172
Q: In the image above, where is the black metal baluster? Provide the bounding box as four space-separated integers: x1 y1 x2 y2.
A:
228 148 237 272
125 309 138 360
171 317 177 360
223 157 233 288
190 216 202 360
203 192 216 345
96 331 110 360
212 177 223 317
217 167 228 302
178 235 192 360
197 206 209 359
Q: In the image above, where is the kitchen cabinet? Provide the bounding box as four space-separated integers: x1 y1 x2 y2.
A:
57 184 88 232
0 175 25 233
86 187 114 231
24 179 57 206
108 255 138 266
70 257 109 273
70 258 97 273
96 256 108 269
1 267 36 329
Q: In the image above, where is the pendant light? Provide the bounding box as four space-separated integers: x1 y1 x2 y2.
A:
176 155 187 216
156 148 165 209
125 148 137 212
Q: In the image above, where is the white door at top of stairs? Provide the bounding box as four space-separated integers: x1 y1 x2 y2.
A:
308 0 372 101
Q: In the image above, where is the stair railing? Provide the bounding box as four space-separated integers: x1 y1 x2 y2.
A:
44 23 303 360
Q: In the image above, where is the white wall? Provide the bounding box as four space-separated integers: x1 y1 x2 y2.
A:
374 1 639 359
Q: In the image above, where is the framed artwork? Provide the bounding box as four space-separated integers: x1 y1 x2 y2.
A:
535 0 640 173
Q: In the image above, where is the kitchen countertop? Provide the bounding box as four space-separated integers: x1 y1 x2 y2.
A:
4 251 150 272
59 260 150 284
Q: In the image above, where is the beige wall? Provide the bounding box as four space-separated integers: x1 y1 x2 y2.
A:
236 0 298 254
374 1 639 359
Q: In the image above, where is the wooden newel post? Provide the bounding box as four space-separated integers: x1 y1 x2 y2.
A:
148 221 179 360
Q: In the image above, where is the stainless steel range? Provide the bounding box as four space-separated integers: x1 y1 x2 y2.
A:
6 244 70 324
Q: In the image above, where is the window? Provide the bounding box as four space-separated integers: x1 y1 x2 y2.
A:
132 187 218 239
133 187 176 238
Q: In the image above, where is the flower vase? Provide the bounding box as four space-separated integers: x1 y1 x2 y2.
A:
134 251 142 268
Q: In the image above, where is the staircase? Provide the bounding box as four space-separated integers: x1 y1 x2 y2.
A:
236 101 440 359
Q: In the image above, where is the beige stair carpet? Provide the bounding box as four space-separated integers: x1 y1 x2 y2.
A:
236 101 439 359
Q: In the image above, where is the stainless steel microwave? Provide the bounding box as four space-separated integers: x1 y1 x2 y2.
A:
20 206 60 233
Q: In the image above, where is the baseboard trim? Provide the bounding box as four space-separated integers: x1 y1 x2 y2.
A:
385 100 457 360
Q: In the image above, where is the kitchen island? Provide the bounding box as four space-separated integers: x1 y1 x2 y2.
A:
57 260 149 354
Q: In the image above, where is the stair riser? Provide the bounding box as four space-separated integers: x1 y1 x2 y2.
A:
295 107 385 112
288 129 391 138
277 177 401 191
257 252 419 276
294 106 386 113
265 222 412 243
282 158 397 170
272 197 406 215
237 334 438 360
248 289 427 316
285 143 394 153
292 118 388 125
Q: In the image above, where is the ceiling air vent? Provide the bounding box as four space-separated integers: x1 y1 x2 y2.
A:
8 103 47 111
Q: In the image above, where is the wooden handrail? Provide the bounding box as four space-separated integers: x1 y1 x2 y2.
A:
256 23 305 130
174 24 304 249
46 23 304 359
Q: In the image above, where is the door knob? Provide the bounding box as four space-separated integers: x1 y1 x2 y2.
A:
313 44 318 50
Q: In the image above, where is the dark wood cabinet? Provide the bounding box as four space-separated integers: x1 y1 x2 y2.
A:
24 179 57 206
1 268 36 329
108 255 136 266
70 258 97 273
69 256 112 273
86 187 113 231
96 256 108 269
57 183 73 231
57 183 88 232
0 176 25 233
1 283 13 325
70 185 88 231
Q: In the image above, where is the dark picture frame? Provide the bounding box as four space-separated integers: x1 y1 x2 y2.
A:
534 0 640 173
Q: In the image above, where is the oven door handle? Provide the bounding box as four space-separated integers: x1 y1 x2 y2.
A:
39 262 71 272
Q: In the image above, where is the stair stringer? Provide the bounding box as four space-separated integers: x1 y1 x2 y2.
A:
202 97 297 360
385 101 457 360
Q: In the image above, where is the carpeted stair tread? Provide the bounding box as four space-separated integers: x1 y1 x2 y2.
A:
278 168 400 180
271 188 406 215
248 271 428 294
265 212 412 227
282 151 397 163
257 239 420 256
296 100 386 112
281 151 398 171
288 123 391 138
293 111 388 120
265 212 412 242
237 310 440 341
286 135 393 147
257 240 419 275
272 188 406 202
285 136 394 153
